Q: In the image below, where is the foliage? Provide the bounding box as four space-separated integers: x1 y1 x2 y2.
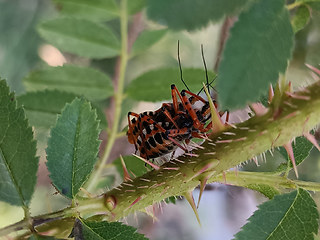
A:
0 0 320 239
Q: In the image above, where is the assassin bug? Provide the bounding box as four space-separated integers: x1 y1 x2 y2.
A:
127 43 227 161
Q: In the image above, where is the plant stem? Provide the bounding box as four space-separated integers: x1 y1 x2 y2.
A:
87 0 128 192
287 2 303 10
214 171 320 192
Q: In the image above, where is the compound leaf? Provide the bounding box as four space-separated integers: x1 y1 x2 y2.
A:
24 65 113 101
0 79 38 206
147 0 250 31
234 189 319 240
78 219 147 240
46 98 100 198
126 68 215 102
53 0 119 22
38 18 120 59
218 0 294 109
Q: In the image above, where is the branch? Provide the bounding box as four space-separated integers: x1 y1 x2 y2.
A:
101 80 320 221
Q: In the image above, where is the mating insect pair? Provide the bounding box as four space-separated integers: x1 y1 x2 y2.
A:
127 45 227 163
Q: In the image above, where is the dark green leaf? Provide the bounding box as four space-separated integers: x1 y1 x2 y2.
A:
17 90 107 129
24 65 113 101
0 0 42 93
218 0 294 109
46 98 100 198
38 18 120 59
0 79 38 206
245 184 279 199
146 0 250 30
277 135 314 172
234 189 319 239
131 29 167 56
54 0 119 22
114 155 150 179
126 68 216 102
291 5 311 33
80 219 147 239
128 0 146 15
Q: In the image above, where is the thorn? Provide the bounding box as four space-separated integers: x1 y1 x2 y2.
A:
222 171 227 184
268 84 274 103
252 156 259 166
79 187 95 198
191 160 219 180
202 83 225 132
283 142 299 178
183 191 201 226
303 132 320 151
305 64 320 76
133 154 160 170
127 196 143 210
250 103 268 116
197 177 208 208
285 91 310 101
120 155 131 181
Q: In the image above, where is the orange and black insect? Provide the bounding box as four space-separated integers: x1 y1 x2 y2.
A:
127 43 227 161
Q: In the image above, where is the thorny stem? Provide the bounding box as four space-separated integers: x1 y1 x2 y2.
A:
87 0 128 192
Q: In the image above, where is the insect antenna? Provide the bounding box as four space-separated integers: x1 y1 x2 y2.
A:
177 41 191 91
201 44 210 95
197 77 216 95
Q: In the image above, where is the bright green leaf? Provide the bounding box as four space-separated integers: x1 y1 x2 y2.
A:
46 98 100 198
0 79 38 206
131 29 167 56
114 155 150 179
17 90 107 129
24 65 113 101
291 5 311 33
165 196 177 204
234 189 319 239
53 0 119 22
146 0 250 30
277 135 314 172
79 219 147 239
126 68 216 102
218 0 294 109
246 184 280 199
38 18 120 59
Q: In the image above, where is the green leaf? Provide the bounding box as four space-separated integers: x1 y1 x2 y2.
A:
234 189 319 239
0 1 42 93
17 90 107 129
131 29 167 56
146 0 250 30
245 184 279 199
0 80 38 206
24 65 113 101
53 0 119 22
277 135 314 172
125 68 216 102
218 0 294 109
38 18 120 59
114 155 150 179
79 219 147 239
291 5 311 33
128 0 146 15
46 98 100 198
